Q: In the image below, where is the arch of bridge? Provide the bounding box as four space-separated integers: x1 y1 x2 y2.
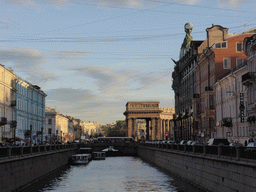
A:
123 101 175 140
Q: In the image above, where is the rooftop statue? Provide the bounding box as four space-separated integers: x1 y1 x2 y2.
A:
179 23 193 59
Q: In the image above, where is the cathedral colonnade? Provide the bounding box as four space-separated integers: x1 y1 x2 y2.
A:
124 101 174 141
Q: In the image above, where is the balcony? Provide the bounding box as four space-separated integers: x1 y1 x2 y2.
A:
11 100 16 107
222 117 232 127
0 117 7 126
242 72 254 86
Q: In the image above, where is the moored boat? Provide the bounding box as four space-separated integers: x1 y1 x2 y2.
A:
102 146 119 157
78 147 92 161
102 146 118 152
71 154 90 165
92 152 106 160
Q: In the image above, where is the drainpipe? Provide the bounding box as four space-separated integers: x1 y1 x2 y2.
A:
231 72 239 141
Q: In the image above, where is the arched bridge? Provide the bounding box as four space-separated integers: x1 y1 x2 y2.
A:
80 142 138 156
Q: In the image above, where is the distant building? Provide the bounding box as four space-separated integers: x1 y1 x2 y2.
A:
0 65 16 143
214 65 249 143
82 121 101 137
172 24 255 142
45 107 70 143
15 80 46 144
243 34 256 140
0 64 47 144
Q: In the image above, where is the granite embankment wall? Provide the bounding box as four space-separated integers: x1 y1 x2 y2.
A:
0 147 76 192
138 145 256 192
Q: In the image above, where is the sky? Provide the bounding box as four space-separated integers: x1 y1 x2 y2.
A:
0 0 256 125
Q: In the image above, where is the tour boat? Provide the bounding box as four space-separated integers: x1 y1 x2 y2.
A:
92 152 106 160
78 147 92 161
102 146 119 156
71 154 91 165
102 146 119 152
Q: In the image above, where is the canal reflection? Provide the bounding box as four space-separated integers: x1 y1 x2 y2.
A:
19 156 206 192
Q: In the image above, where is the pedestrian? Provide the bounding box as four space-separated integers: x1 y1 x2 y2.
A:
244 140 248 146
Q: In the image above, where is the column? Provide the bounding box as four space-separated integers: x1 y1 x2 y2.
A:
149 120 152 140
151 118 156 140
146 119 150 140
166 120 170 140
127 118 132 137
132 118 136 137
156 118 161 140
162 120 166 140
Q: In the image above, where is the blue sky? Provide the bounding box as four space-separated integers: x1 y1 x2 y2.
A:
0 0 255 125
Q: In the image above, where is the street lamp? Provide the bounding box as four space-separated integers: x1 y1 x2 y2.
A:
61 131 62 143
49 128 52 144
56 130 58 144
12 121 17 145
41 127 44 145
30 125 32 146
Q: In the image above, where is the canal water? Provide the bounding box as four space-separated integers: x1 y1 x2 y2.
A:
20 156 206 192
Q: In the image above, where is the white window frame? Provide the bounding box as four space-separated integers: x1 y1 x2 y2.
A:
236 58 243 67
223 58 231 69
236 42 242 52
214 41 227 49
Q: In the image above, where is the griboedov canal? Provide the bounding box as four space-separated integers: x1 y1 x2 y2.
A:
19 156 206 192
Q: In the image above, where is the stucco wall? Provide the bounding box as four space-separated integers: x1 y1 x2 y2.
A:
0 149 75 192
138 146 256 192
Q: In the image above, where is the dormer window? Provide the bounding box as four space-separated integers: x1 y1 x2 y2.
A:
214 41 227 49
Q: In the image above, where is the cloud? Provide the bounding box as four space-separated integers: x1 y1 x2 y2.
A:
1 0 68 6
1 0 248 9
70 65 173 94
71 66 135 93
0 47 59 83
52 50 91 60
136 68 173 91
45 88 101 115
218 0 246 8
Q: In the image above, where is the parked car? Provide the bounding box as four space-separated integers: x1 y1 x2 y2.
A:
207 138 229 146
186 140 193 145
246 142 256 149
167 140 176 144
229 142 243 147
191 141 204 146
180 140 188 145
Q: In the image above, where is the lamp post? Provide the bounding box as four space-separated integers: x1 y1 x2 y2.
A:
41 127 43 145
56 130 58 144
49 129 52 144
30 125 32 146
61 131 62 143
12 121 17 145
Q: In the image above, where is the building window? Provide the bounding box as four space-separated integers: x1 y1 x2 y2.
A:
48 119 52 124
236 58 243 67
222 42 227 48
214 41 227 49
237 43 242 52
223 58 231 69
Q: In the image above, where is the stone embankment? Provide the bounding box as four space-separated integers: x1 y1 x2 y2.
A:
0 144 77 192
138 143 256 192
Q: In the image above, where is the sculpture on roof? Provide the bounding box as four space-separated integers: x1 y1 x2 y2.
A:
179 23 193 59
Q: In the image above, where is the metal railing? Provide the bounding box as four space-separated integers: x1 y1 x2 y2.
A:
139 143 256 161
0 144 78 160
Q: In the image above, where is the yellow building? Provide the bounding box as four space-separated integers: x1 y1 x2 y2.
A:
0 65 16 143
